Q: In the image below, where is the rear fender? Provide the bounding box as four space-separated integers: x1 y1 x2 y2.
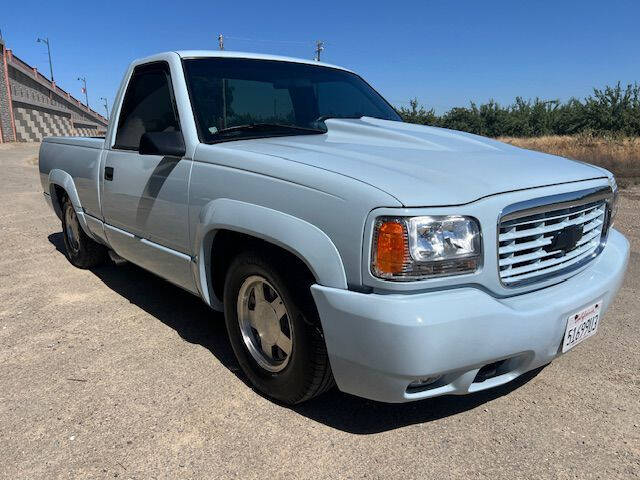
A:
47 169 95 240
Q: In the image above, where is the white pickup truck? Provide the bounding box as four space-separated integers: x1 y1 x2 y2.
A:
39 51 629 404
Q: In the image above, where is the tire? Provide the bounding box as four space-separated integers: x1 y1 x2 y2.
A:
223 251 334 405
61 197 107 269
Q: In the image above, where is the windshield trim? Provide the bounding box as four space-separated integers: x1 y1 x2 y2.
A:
180 57 402 145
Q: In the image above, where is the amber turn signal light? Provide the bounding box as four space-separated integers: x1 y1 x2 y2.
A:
374 221 408 275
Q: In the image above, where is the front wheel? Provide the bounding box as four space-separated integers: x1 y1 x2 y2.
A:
223 252 334 404
61 198 107 269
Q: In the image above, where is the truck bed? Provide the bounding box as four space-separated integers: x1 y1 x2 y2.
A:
39 136 105 219
43 136 105 150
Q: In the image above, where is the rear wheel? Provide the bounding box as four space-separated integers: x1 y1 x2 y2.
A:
223 251 334 404
61 198 106 268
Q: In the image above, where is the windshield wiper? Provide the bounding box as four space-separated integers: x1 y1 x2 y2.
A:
214 123 325 136
316 114 364 122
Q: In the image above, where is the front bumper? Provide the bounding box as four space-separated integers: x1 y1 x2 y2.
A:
311 229 629 403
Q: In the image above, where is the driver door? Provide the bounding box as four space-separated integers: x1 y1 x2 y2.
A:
101 61 195 292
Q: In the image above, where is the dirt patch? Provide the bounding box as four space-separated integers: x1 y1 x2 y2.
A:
499 135 640 182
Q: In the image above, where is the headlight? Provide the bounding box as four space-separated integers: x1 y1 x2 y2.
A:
609 176 619 227
372 215 482 280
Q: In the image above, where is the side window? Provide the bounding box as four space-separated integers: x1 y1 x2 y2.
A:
114 63 180 150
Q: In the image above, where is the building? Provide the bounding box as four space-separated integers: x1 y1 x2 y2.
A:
0 38 108 143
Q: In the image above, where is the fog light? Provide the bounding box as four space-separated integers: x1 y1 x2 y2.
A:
408 375 442 389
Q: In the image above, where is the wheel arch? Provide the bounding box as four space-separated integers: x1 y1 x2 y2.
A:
47 169 93 239
192 198 348 308
48 169 82 220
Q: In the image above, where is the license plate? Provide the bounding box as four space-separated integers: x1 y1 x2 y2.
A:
562 299 602 353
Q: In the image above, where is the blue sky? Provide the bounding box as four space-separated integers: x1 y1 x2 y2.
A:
3 0 638 116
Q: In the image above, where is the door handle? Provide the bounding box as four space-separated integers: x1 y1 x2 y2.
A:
104 166 114 181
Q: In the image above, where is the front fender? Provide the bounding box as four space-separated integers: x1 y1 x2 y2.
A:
193 198 348 307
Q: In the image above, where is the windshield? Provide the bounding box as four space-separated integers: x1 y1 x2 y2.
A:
183 57 402 143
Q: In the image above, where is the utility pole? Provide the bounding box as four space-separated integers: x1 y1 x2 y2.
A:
77 77 89 107
218 34 224 50
36 37 54 82
314 40 324 61
100 97 110 118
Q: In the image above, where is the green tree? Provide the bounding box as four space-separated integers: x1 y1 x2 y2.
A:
398 83 640 137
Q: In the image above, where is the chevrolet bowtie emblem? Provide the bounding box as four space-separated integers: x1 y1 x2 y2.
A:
544 224 583 253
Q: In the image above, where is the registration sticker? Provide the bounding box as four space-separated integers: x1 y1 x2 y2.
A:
562 299 602 353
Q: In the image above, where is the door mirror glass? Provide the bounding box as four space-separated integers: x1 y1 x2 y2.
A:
139 131 186 157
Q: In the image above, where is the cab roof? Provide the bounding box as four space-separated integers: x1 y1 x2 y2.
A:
174 50 351 72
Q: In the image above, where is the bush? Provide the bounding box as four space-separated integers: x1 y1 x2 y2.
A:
398 83 640 137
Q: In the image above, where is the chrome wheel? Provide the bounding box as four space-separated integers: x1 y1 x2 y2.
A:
64 206 81 254
237 275 293 372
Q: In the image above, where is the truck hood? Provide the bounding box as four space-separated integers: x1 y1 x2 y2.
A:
224 117 606 206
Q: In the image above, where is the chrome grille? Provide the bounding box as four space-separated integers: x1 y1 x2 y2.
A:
498 193 609 287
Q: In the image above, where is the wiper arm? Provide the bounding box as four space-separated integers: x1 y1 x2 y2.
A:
316 114 364 122
215 123 325 136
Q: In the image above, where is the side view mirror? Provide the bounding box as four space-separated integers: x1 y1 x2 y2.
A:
139 131 186 157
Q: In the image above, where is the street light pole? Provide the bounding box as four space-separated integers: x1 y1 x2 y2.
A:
100 97 110 118
36 37 54 82
77 77 89 107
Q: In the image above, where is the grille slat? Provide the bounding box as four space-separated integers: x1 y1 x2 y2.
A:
498 225 603 267
499 208 604 241
503 204 600 228
498 199 608 286
498 218 603 256
500 245 598 282
500 239 599 277
498 236 552 255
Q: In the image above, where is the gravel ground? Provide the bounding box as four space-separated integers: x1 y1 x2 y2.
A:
1 142 639 479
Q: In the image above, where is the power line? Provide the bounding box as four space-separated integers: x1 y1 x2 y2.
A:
223 35 312 46
217 34 327 61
